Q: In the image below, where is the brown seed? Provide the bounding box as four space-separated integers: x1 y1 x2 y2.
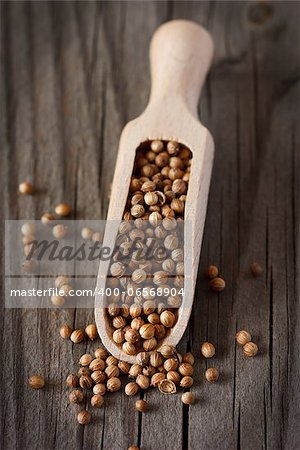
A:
167 371 180 385
85 324 98 340
125 328 140 344
131 317 145 330
172 179 186 195
118 361 131 375
21 223 36 236
164 358 178 372
150 372 165 387
159 345 175 358
122 342 137 355
167 141 180 155
201 342 215 358
205 367 219 382
131 204 145 218
139 324 155 339
19 181 34 195
91 394 104 408
160 310 176 328
41 212 55 224
59 324 72 339
180 376 194 388
113 328 125 344
130 304 143 318
89 358 105 372
158 379 176 395
125 382 139 396
178 362 194 376
207 265 219 279
66 374 79 388
150 351 164 368
182 353 195 365
55 275 69 288
95 348 108 359
210 277 226 292
79 375 93 389
55 203 71 217
170 198 184 214
110 262 125 278
129 364 143 378
107 377 121 392
106 355 118 366
93 383 106 396
136 352 149 366
70 329 84 344
181 392 195 405
81 227 94 239
144 191 159 206
77 410 91 425
52 224 68 239
105 365 120 379
151 140 164 153
79 354 93 366
91 371 106 384
78 367 91 377
135 399 149 412
113 316 127 329
250 262 263 277
243 342 258 357
69 389 84 404
143 337 157 352
235 330 252 346
28 374 45 389
136 374 150 390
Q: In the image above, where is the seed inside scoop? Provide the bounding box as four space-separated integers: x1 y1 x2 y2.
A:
105 140 192 355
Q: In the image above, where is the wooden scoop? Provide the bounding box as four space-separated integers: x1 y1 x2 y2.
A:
95 20 214 362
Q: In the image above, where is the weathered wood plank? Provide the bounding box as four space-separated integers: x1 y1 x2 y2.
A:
0 1 299 450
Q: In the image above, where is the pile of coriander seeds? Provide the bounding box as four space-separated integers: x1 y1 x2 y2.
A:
65 342 196 424
106 139 192 355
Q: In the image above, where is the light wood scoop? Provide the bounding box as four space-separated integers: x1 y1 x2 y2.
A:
95 20 214 362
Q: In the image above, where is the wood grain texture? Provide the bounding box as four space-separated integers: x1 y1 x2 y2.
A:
0 1 299 450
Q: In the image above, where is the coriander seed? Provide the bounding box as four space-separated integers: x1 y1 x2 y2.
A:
52 224 68 239
180 376 194 388
70 329 84 344
95 348 108 359
81 227 94 240
167 371 180 385
93 384 106 396
55 203 71 217
60 324 72 339
85 323 98 340
91 394 104 408
207 265 219 279
77 410 91 425
235 330 252 346
19 181 34 195
66 373 79 388
201 342 215 358
79 375 93 389
210 277 226 292
160 310 175 328
79 354 93 366
28 374 45 389
181 392 195 405
89 358 105 371
125 382 139 396
178 362 194 376
243 342 258 357
205 367 219 382
41 212 55 224
250 262 263 277
135 399 149 412
107 377 121 392
69 389 84 404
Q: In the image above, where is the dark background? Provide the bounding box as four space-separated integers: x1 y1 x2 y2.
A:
1 1 299 449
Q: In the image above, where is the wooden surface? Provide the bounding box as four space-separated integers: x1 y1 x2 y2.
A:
1 1 299 449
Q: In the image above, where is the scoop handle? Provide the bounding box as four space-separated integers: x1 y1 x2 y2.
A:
149 20 214 117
